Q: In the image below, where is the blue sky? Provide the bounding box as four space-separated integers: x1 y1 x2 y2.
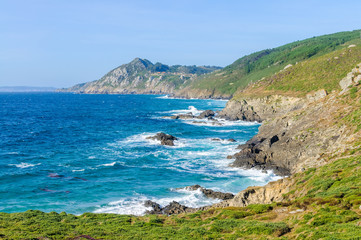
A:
0 0 360 87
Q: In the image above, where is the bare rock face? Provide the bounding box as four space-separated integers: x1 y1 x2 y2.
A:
218 95 305 122
306 89 327 102
339 63 361 93
213 178 294 208
182 185 234 200
146 133 178 146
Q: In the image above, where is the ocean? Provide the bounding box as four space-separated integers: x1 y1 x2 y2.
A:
0 93 279 215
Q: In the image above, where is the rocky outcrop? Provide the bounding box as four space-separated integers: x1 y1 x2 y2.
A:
218 95 305 122
180 185 234 200
146 133 178 146
198 110 215 119
145 201 190 215
213 177 294 208
339 63 361 94
227 94 352 176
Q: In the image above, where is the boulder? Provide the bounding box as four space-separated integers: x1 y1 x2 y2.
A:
198 110 215 119
162 201 189 215
182 185 234 200
144 200 162 214
147 133 178 146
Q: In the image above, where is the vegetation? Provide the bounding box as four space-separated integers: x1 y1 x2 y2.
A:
188 30 361 96
264 43 361 95
2 153 361 239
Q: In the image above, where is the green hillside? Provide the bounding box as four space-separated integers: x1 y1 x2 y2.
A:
187 30 361 96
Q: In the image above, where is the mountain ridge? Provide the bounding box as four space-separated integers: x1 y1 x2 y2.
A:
58 58 221 95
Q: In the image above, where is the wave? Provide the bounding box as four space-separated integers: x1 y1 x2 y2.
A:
161 106 203 116
8 162 41 169
182 118 260 127
211 129 247 133
93 188 221 216
94 195 153 215
113 133 187 148
155 95 170 99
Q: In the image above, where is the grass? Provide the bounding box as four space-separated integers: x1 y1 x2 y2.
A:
187 30 361 96
0 207 290 239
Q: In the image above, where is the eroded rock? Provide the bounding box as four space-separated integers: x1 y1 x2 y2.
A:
146 133 178 146
182 185 234 200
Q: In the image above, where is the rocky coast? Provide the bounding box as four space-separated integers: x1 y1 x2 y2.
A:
143 65 361 214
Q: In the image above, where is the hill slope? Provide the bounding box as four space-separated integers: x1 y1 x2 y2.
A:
58 58 221 94
175 30 361 98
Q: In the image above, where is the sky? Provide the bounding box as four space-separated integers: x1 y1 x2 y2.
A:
0 0 360 88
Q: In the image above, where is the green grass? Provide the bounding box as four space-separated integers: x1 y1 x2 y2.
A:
265 44 361 95
0 208 289 239
188 30 361 96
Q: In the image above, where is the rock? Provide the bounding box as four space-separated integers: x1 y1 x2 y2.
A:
218 95 305 122
198 110 215 119
162 201 189 215
339 65 361 94
213 177 294 208
144 200 163 214
306 89 327 102
284 64 293 70
348 44 356 48
211 138 221 141
144 200 190 215
211 138 236 142
170 114 194 120
146 132 178 146
182 185 234 200
339 73 353 92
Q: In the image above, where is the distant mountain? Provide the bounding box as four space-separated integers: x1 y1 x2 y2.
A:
0 86 56 92
58 58 221 94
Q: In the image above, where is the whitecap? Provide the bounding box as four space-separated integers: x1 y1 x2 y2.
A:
155 95 169 99
161 106 203 116
94 189 221 216
8 162 41 168
72 169 85 172
98 162 117 167
182 118 260 127
94 195 153 215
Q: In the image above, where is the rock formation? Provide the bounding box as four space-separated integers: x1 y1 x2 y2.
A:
146 133 178 146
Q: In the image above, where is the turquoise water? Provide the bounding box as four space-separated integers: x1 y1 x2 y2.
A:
0 93 277 215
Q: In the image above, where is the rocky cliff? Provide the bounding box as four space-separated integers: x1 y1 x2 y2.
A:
211 65 361 208
58 58 221 94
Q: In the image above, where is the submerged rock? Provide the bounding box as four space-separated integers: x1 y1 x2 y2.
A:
170 113 194 120
146 133 178 146
211 138 237 142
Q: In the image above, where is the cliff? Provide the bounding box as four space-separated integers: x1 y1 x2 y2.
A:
211 60 361 209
